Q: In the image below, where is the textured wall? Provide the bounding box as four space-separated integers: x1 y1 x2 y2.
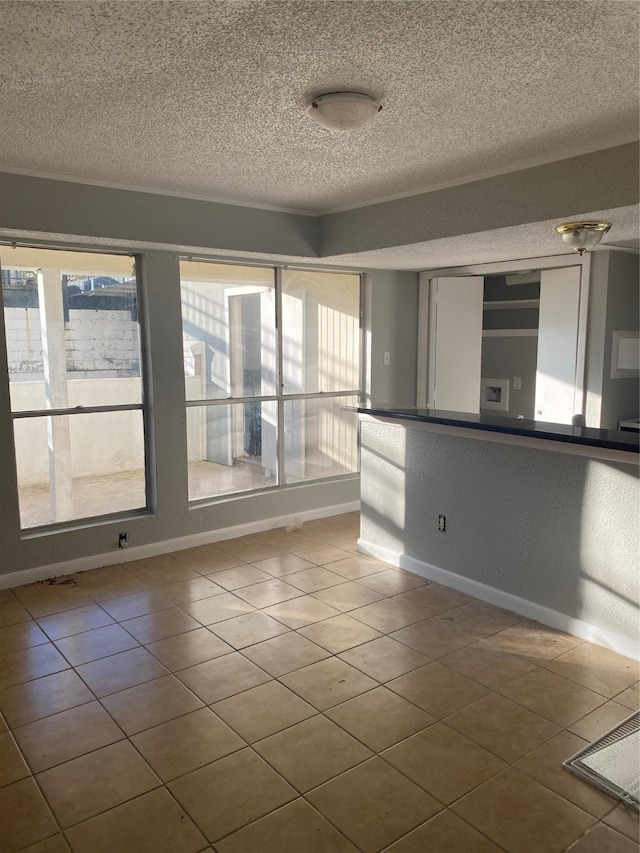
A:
66 310 139 374
4 307 140 376
360 420 639 642
3 307 43 374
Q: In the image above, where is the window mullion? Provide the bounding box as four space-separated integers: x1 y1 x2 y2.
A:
185 396 278 408
275 266 285 487
280 390 361 402
13 403 143 419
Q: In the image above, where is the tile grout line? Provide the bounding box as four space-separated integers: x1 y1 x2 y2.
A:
1 521 636 853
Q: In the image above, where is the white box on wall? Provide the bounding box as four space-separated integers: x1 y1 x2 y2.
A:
611 331 640 378
480 377 510 412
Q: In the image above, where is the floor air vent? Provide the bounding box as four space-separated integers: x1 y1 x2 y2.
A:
564 710 639 810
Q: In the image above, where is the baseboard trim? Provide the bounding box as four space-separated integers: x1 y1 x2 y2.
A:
358 538 640 661
0 501 360 591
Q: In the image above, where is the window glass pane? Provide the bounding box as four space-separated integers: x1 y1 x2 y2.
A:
13 410 146 528
282 270 360 395
1 247 141 412
180 261 276 401
283 395 359 484
187 401 278 500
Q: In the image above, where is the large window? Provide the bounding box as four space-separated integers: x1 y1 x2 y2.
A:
180 261 360 501
1 246 147 529
281 269 360 484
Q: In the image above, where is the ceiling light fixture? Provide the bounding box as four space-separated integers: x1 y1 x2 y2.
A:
305 92 382 132
555 221 611 255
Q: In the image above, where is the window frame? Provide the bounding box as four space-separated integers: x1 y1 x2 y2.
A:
1 245 152 532
180 259 363 505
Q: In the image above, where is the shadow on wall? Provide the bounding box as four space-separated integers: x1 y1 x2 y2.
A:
359 421 639 647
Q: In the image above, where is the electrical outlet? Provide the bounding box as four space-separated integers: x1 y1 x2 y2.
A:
438 514 446 532
118 532 128 549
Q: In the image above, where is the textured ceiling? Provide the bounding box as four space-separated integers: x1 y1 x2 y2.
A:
1 1 638 214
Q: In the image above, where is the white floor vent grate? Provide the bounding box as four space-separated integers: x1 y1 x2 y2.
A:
564 710 639 810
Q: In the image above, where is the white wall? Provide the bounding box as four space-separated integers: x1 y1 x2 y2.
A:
3 307 43 372
10 378 143 484
5 307 139 377
66 309 139 374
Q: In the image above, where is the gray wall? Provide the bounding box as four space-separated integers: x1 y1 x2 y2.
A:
321 143 639 255
585 250 639 430
0 173 320 258
364 271 419 407
600 251 640 430
360 420 639 643
584 251 610 428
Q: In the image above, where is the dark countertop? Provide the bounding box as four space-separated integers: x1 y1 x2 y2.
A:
356 405 640 453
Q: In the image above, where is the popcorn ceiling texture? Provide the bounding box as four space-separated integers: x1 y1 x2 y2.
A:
0 0 637 213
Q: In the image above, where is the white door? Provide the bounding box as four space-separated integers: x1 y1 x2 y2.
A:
535 265 582 424
431 276 484 413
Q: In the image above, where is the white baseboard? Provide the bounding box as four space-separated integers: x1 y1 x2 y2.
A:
358 538 640 662
0 501 360 591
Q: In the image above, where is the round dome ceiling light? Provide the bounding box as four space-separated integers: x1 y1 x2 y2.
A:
555 221 611 255
305 92 382 132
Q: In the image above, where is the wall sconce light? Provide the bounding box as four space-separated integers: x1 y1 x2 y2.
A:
305 92 382 132
555 221 611 255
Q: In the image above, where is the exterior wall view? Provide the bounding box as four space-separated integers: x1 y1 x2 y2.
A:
4 307 140 378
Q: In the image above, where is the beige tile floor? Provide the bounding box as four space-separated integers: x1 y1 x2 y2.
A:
0 512 638 853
